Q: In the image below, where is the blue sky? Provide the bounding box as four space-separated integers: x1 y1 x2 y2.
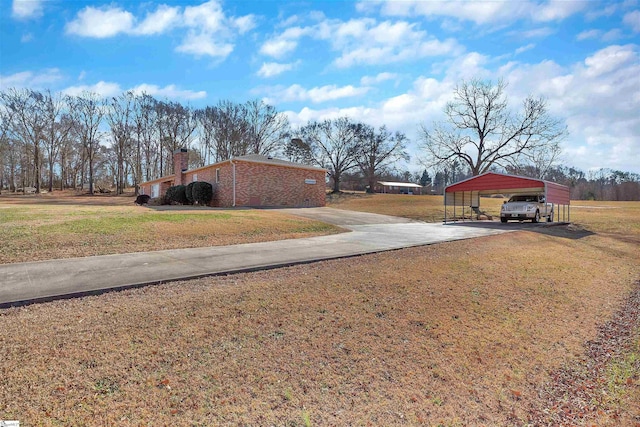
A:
2 0 639 174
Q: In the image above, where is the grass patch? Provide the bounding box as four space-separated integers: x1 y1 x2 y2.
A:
328 192 506 222
0 195 341 264
328 193 640 236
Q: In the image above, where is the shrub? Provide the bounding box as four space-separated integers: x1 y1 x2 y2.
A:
166 185 188 205
186 182 195 205
192 181 213 205
148 195 169 206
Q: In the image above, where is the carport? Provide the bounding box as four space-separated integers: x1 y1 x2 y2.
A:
443 172 570 223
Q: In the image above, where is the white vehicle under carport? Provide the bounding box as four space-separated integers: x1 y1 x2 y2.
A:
500 194 554 223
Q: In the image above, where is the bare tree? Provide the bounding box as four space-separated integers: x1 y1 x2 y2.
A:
245 99 290 156
42 90 74 192
194 106 217 166
0 88 48 193
106 91 134 194
155 100 196 174
284 137 314 164
68 92 105 195
132 93 159 182
419 79 566 176
297 117 366 193
356 125 409 193
211 100 250 161
0 104 12 192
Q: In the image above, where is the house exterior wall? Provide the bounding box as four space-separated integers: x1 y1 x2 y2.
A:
232 161 326 207
139 177 174 198
141 158 326 208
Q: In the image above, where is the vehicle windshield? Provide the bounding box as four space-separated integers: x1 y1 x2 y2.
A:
508 195 538 202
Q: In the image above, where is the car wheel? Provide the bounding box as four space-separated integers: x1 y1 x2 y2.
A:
501 217 508 223
533 210 540 223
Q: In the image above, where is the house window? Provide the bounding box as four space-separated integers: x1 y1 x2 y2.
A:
151 184 159 198
215 168 220 183
192 173 198 182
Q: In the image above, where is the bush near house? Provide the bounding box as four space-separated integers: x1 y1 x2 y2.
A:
192 181 214 205
185 182 195 205
166 185 188 205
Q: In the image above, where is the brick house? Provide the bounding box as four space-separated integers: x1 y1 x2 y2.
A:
139 149 327 207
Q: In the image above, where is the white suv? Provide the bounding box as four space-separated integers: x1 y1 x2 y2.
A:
500 194 554 223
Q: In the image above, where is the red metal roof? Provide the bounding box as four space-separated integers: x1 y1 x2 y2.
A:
445 172 570 205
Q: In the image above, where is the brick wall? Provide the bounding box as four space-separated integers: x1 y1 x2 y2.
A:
232 161 326 207
173 149 189 186
142 159 326 208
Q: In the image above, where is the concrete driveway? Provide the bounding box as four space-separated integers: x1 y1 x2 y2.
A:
270 207 418 226
0 207 513 307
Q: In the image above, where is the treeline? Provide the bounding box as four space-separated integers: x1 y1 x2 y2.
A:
0 88 408 195
1 87 637 200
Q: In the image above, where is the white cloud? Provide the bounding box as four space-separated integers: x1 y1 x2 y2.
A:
183 1 226 33
62 81 123 98
359 0 585 25
331 20 462 68
260 38 299 59
586 3 619 20
65 6 135 38
502 44 640 172
582 44 636 78
233 15 257 34
257 62 298 78
259 26 310 58
20 33 33 43
61 81 206 101
12 0 43 20
260 83 370 104
285 43 640 173
623 10 640 32
176 32 234 59
515 43 535 55
360 72 398 85
577 29 601 40
0 68 63 90
534 0 588 22
129 84 207 100
260 17 462 67
601 29 623 41
519 27 555 38
133 5 180 35
65 1 254 60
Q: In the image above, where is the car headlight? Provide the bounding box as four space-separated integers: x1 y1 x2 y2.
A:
526 205 536 211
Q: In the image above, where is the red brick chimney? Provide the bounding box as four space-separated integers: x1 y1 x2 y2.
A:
173 148 188 186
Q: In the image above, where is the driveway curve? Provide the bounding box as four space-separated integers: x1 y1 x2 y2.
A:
0 207 512 307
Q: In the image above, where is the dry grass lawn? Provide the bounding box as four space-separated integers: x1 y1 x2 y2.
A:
0 192 341 264
0 197 638 425
327 192 507 222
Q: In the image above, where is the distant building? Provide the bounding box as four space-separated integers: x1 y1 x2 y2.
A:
140 149 327 207
376 181 423 195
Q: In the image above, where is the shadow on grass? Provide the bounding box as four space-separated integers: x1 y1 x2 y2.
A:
446 221 596 240
144 205 251 211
